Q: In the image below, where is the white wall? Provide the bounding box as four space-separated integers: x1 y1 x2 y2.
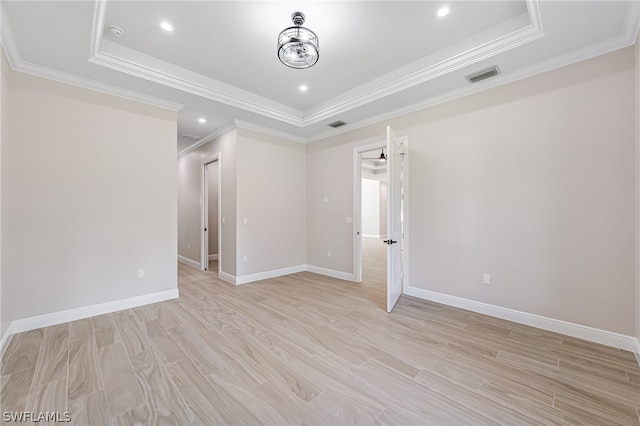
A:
307 47 636 336
6 69 177 321
362 179 380 237
235 129 306 276
177 129 237 276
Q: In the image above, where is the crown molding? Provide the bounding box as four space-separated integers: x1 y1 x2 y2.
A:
12 60 184 112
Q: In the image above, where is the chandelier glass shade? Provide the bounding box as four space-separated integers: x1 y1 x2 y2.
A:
277 12 319 69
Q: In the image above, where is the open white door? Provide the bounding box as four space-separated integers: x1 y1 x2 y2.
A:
386 126 404 312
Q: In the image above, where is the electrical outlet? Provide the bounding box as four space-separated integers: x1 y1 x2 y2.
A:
243 255 248 263
483 274 491 285
187 243 190 250
137 269 144 279
327 250 332 258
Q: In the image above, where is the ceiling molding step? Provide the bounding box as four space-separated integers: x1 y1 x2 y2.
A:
525 0 543 33
623 0 640 44
305 33 634 145
3 1 182 113
1 8 22 69
89 1 303 127
233 119 307 144
89 0 544 130
90 0 107 58
89 49 304 127
301 9 544 126
177 121 237 157
7 0 636 155
10 60 184 112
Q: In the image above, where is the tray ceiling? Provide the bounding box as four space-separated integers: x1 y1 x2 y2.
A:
2 1 638 153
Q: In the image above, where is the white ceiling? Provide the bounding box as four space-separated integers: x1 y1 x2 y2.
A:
2 1 639 154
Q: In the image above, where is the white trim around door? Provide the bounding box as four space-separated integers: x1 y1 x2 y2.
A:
353 137 410 298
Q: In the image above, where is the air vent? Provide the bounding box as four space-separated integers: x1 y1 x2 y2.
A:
327 120 347 128
465 66 501 84
178 133 200 140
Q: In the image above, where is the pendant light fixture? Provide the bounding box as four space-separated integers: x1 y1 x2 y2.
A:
362 149 387 161
277 12 319 69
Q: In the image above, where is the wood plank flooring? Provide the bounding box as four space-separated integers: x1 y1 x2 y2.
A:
1 237 639 425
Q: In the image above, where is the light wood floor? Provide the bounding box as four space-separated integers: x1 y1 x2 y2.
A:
2 237 639 425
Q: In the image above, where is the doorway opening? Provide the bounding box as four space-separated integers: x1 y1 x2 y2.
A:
358 144 388 298
353 128 408 312
201 155 221 275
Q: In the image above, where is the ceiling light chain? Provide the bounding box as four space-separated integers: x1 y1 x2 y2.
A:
277 12 319 69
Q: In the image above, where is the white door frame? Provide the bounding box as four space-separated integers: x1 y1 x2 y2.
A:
352 139 409 291
201 154 222 274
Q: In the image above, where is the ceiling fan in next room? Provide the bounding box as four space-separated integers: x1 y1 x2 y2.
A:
362 149 387 161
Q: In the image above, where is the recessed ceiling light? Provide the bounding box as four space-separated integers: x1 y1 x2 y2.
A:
299 85 308 92
437 6 450 17
198 117 206 123
160 22 174 32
